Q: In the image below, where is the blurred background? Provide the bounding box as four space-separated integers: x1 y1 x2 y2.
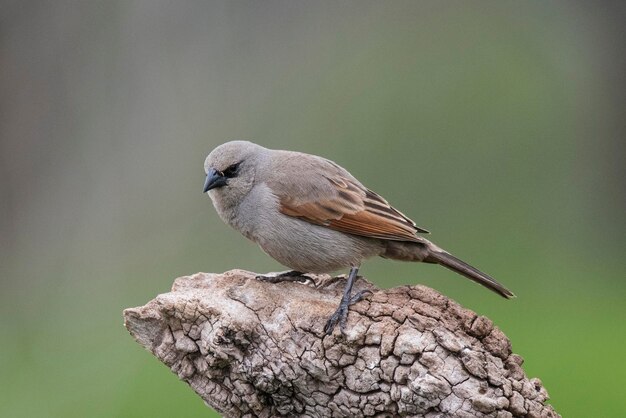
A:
1 1 624 417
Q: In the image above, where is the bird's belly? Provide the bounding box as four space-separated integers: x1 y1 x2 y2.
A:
254 216 383 273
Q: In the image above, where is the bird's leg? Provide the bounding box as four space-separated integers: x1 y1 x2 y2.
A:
324 266 366 335
255 270 314 284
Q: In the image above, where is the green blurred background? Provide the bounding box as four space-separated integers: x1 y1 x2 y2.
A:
1 1 624 417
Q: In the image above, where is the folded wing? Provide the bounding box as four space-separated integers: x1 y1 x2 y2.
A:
272 157 428 242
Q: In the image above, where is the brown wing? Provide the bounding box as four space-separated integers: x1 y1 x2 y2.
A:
278 174 429 242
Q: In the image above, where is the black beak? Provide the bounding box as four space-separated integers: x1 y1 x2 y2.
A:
203 168 227 192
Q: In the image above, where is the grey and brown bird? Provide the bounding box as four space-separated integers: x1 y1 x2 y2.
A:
202 141 514 335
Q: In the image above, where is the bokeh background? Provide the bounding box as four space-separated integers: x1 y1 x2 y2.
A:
1 1 624 417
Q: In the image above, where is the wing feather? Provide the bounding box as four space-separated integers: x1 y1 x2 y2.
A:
276 170 428 242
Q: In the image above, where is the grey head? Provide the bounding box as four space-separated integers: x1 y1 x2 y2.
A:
203 140 268 213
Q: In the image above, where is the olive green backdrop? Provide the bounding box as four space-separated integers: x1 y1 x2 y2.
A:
1 1 624 417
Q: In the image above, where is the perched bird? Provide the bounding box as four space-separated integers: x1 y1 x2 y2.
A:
203 141 514 334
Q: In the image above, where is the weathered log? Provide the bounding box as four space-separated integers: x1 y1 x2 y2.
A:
124 270 559 418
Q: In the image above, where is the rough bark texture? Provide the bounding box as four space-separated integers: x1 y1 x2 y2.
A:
124 270 559 418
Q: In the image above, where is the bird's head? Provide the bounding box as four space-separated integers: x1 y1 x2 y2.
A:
203 140 265 208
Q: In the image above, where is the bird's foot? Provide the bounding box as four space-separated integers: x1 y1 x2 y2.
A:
255 270 314 285
349 289 373 304
324 289 372 336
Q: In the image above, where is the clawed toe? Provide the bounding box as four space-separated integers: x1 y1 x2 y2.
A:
297 275 316 285
255 274 307 283
324 289 371 336
349 289 372 304
324 305 347 335
255 271 314 285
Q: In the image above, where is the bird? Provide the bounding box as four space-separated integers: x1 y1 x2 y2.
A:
202 141 514 335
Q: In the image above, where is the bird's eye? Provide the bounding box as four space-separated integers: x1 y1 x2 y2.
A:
222 162 241 178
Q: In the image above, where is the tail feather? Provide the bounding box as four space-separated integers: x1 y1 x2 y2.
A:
427 251 515 299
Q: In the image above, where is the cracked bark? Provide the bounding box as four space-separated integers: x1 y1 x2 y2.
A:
124 270 559 418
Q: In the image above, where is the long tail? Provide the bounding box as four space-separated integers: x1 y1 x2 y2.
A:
426 250 515 299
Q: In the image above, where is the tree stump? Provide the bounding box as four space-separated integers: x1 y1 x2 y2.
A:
123 270 559 418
